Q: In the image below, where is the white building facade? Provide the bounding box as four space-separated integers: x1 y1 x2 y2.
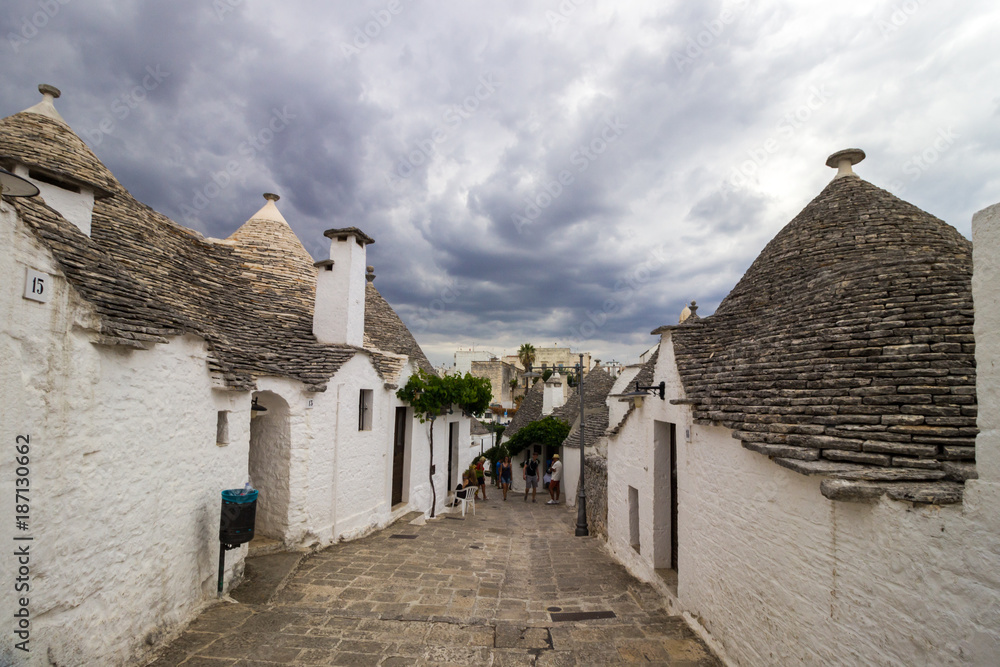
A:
0 86 475 666
604 155 1000 665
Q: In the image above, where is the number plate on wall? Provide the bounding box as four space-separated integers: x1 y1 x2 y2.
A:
23 267 50 303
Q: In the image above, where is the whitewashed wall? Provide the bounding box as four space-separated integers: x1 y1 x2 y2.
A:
606 334 689 581
607 321 1000 665
254 358 476 545
0 204 251 667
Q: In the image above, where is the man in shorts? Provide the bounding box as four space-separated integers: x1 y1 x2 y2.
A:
547 454 562 504
523 451 541 503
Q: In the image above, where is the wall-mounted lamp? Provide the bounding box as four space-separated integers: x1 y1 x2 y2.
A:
616 380 666 406
0 167 40 202
250 397 268 419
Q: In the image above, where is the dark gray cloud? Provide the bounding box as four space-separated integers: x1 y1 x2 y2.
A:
3 0 997 367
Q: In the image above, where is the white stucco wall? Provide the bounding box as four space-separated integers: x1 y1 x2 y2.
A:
606 328 1000 666
972 202 1000 481
606 334 688 581
1 203 251 666
0 202 481 664
254 357 477 548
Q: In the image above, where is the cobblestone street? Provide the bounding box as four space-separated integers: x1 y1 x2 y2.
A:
148 492 721 666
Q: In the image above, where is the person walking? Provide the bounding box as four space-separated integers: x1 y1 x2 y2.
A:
499 456 513 501
547 454 563 504
523 451 541 503
475 457 488 501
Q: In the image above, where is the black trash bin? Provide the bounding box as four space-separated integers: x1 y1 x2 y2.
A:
220 488 258 546
218 488 258 596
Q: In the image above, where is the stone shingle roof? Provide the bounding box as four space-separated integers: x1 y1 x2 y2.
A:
555 369 617 448
92 190 359 391
363 281 434 376
502 380 545 442
12 196 195 348
3 102 431 393
660 173 976 503
0 110 117 195
608 348 659 436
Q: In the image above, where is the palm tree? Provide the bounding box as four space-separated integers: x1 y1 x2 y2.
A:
517 343 536 370
517 343 536 389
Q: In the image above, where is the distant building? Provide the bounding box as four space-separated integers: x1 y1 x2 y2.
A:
503 346 592 374
470 359 519 409
454 348 497 374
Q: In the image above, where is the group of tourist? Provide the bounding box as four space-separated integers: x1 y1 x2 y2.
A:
521 450 562 504
453 451 562 506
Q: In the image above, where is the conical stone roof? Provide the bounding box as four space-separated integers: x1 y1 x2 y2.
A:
2 86 433 392
668 169 976 500
0 90 119 195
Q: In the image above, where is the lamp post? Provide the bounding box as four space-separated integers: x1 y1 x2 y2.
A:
523 353 589 536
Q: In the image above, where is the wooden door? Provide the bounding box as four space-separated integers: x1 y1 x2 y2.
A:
391 407 407 505
447 422 458 491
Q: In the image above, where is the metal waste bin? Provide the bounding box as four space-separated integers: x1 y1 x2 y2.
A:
220 489 258 546
218 488 258 596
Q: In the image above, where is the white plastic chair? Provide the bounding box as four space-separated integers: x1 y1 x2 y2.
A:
453 489 475 517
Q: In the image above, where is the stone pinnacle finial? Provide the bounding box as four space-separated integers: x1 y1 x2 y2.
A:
679 300 698 324
39 84 61 99
263 193 280 202
366 265 376 282
826 148 865 178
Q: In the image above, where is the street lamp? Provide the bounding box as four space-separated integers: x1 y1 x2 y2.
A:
522 353 589 536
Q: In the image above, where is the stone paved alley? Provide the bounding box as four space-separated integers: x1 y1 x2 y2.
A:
147 493 722 666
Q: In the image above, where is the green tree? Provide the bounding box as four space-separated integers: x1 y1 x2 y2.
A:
502 416 571 458
396 370 492 516
517 343 536 370
518 343 536 390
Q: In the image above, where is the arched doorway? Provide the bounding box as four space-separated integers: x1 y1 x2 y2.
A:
248 391 291 542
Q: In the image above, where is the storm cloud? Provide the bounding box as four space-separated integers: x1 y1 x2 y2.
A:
3 0 997 366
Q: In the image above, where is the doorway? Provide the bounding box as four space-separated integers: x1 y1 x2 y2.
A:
652 421 677 571
248 391 291 541
448 422 459 492
391 407 407 506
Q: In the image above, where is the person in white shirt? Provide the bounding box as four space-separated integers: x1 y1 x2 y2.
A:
547 454 563 504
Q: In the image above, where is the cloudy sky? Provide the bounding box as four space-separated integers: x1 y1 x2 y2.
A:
3 0 998 368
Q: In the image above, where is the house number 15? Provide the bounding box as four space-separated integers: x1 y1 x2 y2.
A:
23 268 51 303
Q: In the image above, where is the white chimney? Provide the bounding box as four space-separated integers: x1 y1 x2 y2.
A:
542 372 567 416
313 227 374 346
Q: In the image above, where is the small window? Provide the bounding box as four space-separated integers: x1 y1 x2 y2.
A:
359 389 373 431
629 485 640 553
216 410 230 446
